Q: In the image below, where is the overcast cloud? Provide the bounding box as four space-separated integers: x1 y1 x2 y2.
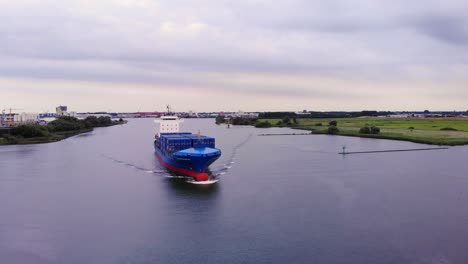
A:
1 0 467 112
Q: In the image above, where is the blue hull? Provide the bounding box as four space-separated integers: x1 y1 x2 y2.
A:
154 142 221 181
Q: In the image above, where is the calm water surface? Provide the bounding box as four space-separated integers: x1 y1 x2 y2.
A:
1 119 468 264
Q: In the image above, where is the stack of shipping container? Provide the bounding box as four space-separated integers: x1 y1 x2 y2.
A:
157 133 216 153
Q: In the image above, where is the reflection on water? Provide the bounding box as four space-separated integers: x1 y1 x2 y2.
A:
164 179 220 199
0 145 36 155
73 132 93 138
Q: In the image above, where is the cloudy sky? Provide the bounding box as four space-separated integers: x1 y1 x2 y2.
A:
1 0 467 112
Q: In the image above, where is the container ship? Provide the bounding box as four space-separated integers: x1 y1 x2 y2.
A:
154 115 221 182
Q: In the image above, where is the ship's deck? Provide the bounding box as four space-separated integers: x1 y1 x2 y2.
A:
175 147 221 157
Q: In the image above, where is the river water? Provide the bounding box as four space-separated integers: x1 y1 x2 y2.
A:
1 119 468 264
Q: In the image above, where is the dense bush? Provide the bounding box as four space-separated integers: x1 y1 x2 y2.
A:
3 115 118 142
98 116 112 126
327 126 339 134
84 116 100 128
47 116 114 132
371 126 380 134
329 120 337 126
215 116 225 124
2 134 18 143
359 126 380 134
259 112 296 119
11 124 50 138
359 126 371 134
232 117 257 126
255 121 272 128
440 127 458 131
282 116 291 124
47 117 84 132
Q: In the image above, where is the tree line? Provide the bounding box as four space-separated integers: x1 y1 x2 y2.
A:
259 111 393 119
8 116 116 138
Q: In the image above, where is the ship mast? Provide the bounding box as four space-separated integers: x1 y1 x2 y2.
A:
166 105 172 115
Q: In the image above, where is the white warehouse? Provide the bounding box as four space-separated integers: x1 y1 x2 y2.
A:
13 113 40 124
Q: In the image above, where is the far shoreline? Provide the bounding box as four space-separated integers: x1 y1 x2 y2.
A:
0 128 93 146
217 116 468 146
0 118 126 146
308 128 468 146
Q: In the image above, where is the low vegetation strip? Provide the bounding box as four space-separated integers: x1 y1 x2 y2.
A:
339 147 448 155
0 116 124 145
256 117 468 146
261 117 468 131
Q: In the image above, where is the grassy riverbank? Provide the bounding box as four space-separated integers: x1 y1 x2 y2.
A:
0 129 94 145
0 116 124 145
259 118 468 146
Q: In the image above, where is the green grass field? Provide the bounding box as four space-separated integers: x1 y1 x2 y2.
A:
260 118 468 146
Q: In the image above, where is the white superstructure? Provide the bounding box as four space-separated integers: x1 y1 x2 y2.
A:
156 116 183 135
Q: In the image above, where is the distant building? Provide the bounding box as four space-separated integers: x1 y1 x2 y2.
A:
39 113 57 123
134 112 161 118
0 114 13 127
0 112 39 126
225 111 259 118
75 113 111 119
56 106 68 116
14 113 39 124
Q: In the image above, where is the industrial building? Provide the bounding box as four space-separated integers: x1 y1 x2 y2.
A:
0 112 39 127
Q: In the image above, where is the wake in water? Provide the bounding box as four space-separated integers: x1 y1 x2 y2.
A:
210 133 252 177
162 175 219 184
189 179 219 185
101 154 165 174
101 133 252 183
103 154 216 184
